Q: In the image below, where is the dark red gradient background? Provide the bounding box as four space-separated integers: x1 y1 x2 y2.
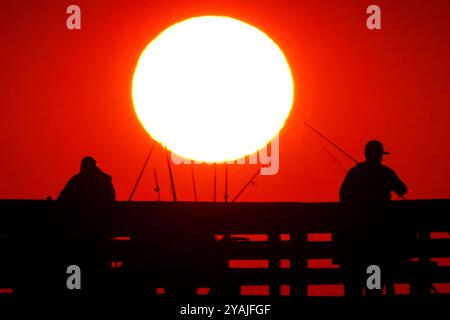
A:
1 0 450 202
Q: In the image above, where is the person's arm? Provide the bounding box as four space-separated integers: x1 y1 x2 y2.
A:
389 169 407 196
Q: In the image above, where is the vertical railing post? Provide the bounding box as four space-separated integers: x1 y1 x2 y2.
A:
291 230 308 300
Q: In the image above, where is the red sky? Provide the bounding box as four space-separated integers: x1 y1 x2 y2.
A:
1 0 450 202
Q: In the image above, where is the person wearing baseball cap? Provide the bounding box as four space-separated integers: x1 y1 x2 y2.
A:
337 140 407 299
340 140 406 205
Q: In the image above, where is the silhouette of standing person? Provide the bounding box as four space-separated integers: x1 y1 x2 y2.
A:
340 140 407 206
337 140 407 299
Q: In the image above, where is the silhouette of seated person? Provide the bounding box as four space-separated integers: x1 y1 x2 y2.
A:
58 156 116 206
56 156 116 297
337 140 407 299
57 155 116 236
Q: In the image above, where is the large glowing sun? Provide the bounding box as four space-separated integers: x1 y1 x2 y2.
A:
132 16 294 163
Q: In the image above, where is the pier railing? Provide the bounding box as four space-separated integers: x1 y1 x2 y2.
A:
0 199 449 306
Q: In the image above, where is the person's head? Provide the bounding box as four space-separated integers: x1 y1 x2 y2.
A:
80 156 98 173
364 140 389 164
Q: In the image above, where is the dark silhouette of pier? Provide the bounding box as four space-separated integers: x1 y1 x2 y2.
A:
0 200 449 312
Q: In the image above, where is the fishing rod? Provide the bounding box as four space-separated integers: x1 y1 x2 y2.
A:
165 147 178 202
303 122 359 163
128 141 156 201
232 168 260 202
190 162 198 202
224 163 229 202
303 122 407 200
322 147 347 173
213 163 217 202
153 168 161 201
